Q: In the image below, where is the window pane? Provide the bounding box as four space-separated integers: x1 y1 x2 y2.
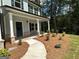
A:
28 5 33 13
12 0 14 6
15 2 20 8
34 8 38 15
29 23 34 31
16 0 20 2
31 23 34 30
35 24 37 30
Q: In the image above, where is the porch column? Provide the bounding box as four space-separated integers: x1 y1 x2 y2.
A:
0 10 4 48
0 24 4 48
27 20 30 31
48 20 50 32
37 19 40 35
9 13 15 44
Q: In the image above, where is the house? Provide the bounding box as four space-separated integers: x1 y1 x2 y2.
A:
0 0 50 45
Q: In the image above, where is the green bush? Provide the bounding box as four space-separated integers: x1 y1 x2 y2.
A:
18 39 22 45
47 30 50 33
52 33 56 37
59 36 62 40
51 29 54 33
0 48 10 57
54 43 61 48
62 32 66 36
46 34 49 41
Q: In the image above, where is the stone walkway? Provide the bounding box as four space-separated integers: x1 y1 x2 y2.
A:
21 38 47 59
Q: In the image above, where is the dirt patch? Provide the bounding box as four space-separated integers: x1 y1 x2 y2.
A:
6 42 29 59
37 34 69 59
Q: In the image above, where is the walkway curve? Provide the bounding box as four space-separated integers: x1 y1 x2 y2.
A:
21 38 47 59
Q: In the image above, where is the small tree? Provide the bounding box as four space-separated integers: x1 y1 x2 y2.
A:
18 39 22 45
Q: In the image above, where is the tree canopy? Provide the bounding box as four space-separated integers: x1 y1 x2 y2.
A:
41 0 79 35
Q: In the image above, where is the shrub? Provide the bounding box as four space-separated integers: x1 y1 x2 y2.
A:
47 30 50 33
46 34 49 41
18 39 22 45
56 30 59 34
52 33 56 37
54 43 61 48
62 32 66 36
59 36 62 40
0 48 10 57
40 31 44 34
51 29 54 33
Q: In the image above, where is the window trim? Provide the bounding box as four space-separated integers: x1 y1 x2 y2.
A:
28 4 33 13
12 0 23 9
34 7 38 15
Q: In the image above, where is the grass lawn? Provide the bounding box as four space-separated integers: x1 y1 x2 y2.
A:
64 34 79 59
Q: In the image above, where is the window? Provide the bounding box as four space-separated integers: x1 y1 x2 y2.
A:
31 23 34 30
40 8 44 16
28 5 33 13
29 23 34 31
16 0 20 2
35 24 37 30
12 0 23 9
34 7 38 15
15 1 20 8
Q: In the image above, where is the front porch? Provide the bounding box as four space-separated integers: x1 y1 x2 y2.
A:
0 6 50 44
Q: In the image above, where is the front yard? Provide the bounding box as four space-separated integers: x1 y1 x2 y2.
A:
64 34 79 59
5 33 79 59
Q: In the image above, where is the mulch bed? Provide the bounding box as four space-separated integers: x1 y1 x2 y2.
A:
6 42 29 59
37 34 69 59
5 34 69 59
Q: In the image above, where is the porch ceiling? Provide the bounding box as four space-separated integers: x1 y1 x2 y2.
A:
2 5 49 21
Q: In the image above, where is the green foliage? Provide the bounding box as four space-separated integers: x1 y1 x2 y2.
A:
52 33 56 37
40 31 44 34
42 0 79 35
47 30 50 33
59 36 62 40
0 48 10 57
54 43 61 48
18 39 22 45
46 34 49 41
62 32 66 36
51 29 54 33
40 31 45 37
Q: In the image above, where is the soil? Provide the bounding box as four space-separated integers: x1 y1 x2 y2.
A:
5 34 69 59
6 42 29 59
37 34 69 59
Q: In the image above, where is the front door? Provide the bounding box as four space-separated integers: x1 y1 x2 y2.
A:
16 22 23 37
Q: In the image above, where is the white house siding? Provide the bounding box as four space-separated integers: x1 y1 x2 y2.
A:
0 8 2 13
13 15 29 37
3 0 11 6
0 0 1 6
23 0 28 12
4 13 30 39
4 14 10 39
